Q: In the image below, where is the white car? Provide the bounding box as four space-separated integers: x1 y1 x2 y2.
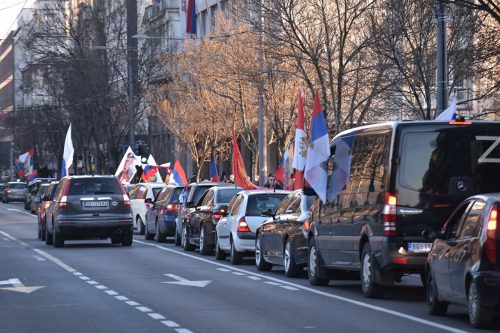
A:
128 183 167 234
215 190 289 264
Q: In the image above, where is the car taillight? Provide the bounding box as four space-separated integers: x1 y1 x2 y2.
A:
485 204 498 264
213 208 225 220
383 193 397 237
115 178 131 207
166 203 179 212
58 181 71 208
302 220 310 231
237 217 251 232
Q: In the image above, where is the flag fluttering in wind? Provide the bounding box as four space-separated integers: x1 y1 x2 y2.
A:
232 134 260 190
293 89 307 190
186 0 196 35
141 155 163 183
326 137 353 202
275 143 294 190
435 97 457 121
210 156 219 182
170 160 188 185
61 124 74 178
115 146 141 184
17 147 37 183
304 91 330 203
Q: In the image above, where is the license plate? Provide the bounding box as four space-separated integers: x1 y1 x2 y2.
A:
408 242 432 253
83 201 109 208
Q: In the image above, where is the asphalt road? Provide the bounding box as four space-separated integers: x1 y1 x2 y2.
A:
1 202 499 333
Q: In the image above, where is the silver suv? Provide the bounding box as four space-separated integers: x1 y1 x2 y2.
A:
44 175 133 247
2 181 27 203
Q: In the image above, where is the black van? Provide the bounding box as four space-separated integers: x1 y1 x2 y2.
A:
307 120 500 297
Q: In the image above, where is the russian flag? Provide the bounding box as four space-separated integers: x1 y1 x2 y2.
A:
171 160 188 185
141 165 157 183
304 91 330 203
210 157 219 182
435 97 457 121
186 0 196 35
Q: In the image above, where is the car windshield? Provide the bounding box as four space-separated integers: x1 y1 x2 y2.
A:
217 188 241 203
191 186 212 205
152 187 163 198
68 178 121 195
170 187 184 203
246 194 287 216
10 183 26 189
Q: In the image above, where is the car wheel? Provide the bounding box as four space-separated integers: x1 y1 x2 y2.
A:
307 237 329 286
155 220 166 243
37 223 41 240
137 217 145 235
215 233 227 260
174 228 181 246
144 219 154 240
284 238 302 278
182 224 194 251
199 224 211 255
53 229 64 248
426 271 448 316
255 234 272 271
111 236 121 244
361 243 384 298
230 239 243 265
45 225 53 245
468 280 495 328
121 231 133 246
41 225 46 241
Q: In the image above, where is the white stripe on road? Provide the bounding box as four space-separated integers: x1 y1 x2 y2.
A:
246 276 261 281
95 285 107 290
33 255 46 261
0 231 16 241
148 313 166 320
136 306 152 313
126 301 140 306
33 248 76 273
280 285 299 291
264 281 282 286
105 290 119 296
175 328 194 333
115 295 129 301
134 239 468 333
162 321 180 328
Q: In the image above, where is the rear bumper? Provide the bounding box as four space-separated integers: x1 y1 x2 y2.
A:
159 216 176 236
5 194 25 201
55 215 133 238
474 271 500 307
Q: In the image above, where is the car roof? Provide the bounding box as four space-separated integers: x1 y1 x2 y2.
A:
8 181 26 185
467 193 500 202
241 189 290 196
64 175 117 179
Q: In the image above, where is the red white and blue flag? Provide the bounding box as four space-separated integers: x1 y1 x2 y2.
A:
210 157 219 182
141 155 163 183
292 89 307 190
171 160 188 185
275 143 294 190
304 91 330 203
186 0 196 35
17 147 37 183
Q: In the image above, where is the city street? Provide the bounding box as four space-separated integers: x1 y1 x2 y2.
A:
1 202 498 333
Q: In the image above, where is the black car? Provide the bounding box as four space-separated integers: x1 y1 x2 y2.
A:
426 194 500 328
307 120 500 298
184 186 243 254
25 178 56 210
176 182 232 247
145 185 184 242
44 175 133 247
30 183 50 214
255 190 313 277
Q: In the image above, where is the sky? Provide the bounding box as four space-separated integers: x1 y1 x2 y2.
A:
0 0 33 40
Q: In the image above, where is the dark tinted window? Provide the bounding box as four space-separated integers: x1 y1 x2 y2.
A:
169 187 184 203
217 188 242 204
246 194 287 216
156 187 170 202
152 187 163 198
457 201 485 238
68 178 120 195
10 183 26 189
275 193 296 216
201 190 215 206
191 186 212 205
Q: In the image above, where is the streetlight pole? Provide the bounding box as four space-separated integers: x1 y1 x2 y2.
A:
127 0 138 149
257 0 267 186
435 0 448 117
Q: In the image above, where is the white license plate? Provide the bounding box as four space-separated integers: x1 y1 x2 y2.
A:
83 201 108 208
408 242 432 253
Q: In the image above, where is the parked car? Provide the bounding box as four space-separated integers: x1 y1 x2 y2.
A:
0 183 7 201
144 185 184 242
176 182 233 247
426 194 500 328
184 186 243 254
44 175 133 247
306 120 500 298
25 178 56 210
255 190 314 277
215 190 289 264
128 183 167 235
37 181 59 241
2 181 27 203
30 183 50 214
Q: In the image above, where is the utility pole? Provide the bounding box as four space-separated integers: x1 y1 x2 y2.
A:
257 0 267 186
435 0 448 117
127 0 138 149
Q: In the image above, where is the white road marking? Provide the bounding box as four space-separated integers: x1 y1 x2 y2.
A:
115 296 129 301
79 276 90 281
33 255 46 261
73 272 83 276
246 276 261 281
86 280 98 285
280 285 299 291
148 313 166 320
264 281 282 286
231 272 246 276
136 306 152 313
126 301 140 306
19 242 29 247
2 237 9 241
95 285 107 290
162 321 180 328
175 328 194 333
105 290 118 296
162 274 211 287
134 239 468 333
33 249 76 272
216 268 231 272
0 231 16 241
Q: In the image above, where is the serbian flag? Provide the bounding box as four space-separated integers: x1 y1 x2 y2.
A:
171 160 188 185
275 143 294 190
304 91 330 203
141 155 163 183
186 0 196 35
210 157 219 182
232 134 260 190
292 89 307 190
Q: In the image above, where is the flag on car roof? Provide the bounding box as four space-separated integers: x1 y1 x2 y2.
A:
141 155 163 183
326 136 353 202
61 124 74 178
292 89 307 190
435 97 457 121
210 156 219 182
186 0 196 35
304 91 330 203
275 143 294 190
171 160 188 185
232 134 260 190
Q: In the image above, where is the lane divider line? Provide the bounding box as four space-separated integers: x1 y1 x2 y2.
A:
134 239 469 333
33 248 76 273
